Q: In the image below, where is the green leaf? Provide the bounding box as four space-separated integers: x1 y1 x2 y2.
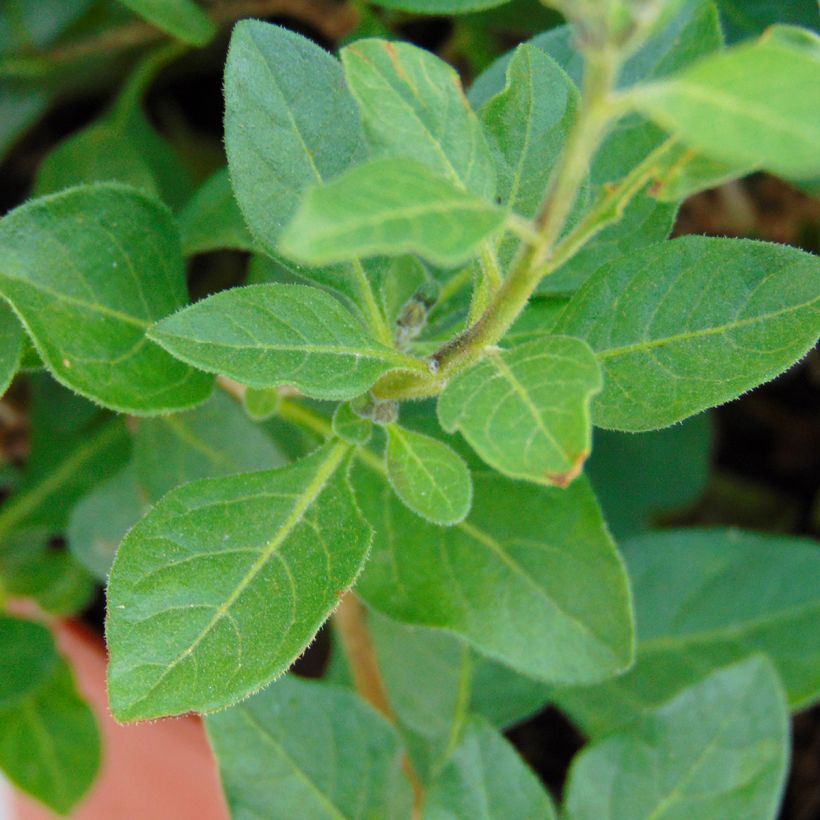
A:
67 464 146 581
116 0 215 46
370 611 550 780
178 167 257 256
206 676 412 820
586 414 712 538
0 184 214 414
0 300 23 396
439 337 601 487
385 424 472 525
480 44 579 220
554 529 820 737
0 616 57 709
425 716 556 820
631 31 820 178
224 21 379 305
150 284 422 401
0 387 131 543
563 657 789 820
281 159 505 268
717 1 819 43
106 441 372 720
0 616 100 815
353 458 634 684
134 391 287 499
341 38 495 199
0 529 94 615
649 143 754 202
332 401 372 445
369 0 509 13
243 387 281 421
555 236 820 431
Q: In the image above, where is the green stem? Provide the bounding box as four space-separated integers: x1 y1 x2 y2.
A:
376 48 623 400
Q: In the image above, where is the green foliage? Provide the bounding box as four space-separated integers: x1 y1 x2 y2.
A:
632 28 820 177
1 2 819 815
563 657 789 820
556 236 820 431
354 459 634 684
553 529 820 736
151 284 423 399
207 675 412 819
385 424 473 524
425 716 556 819
106 442 371 720
0 616 100 814
281 159 506 267
0 184 213 414
116 0 215 46
438 336 601 486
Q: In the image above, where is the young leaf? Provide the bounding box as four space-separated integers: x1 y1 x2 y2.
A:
563 657 789 820
106 441 371 720
280 159 505 268
0 184 214 414
438 336 602 488
425 716 557 820
332 401 372 445
480 43 579 225
178 167 257 256
341 38 496 199
243 387 280 422
0 301 23 397
385 424 473 525
224 21 379 305
206 676 411 820
352 459 634 685
134 391 287 499
554 529 820 737
631 30 820 178
116 0 215 46
151 284 422 400
0 616 100 815
555 236 820 431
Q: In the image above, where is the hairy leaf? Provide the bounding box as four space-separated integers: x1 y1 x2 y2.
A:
341 38 495 199
353 459 634 684
439 337 601 487
224 21 378 304
554 529 820 736
281 159 505 268
386 425 472 525
0 616 100 814
632 30 820 177
555 236 820 431
425 716 556 819
107 442 371 720
151 284 422 400
0 301 23 397
0 184 214 414
563 657 789 820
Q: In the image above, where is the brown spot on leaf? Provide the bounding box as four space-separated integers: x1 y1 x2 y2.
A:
546 452 588 489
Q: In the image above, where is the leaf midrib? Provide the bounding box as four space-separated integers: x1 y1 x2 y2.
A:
118 440 349 717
